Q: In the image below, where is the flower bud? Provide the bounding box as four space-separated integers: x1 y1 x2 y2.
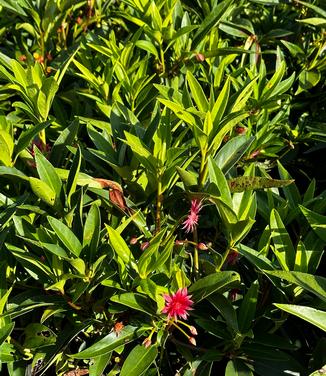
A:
197 242 208 251
250 149 260 159
189 337 197 346
195 53 205 62
235 126 246 134
189 326 198 336
129 236 138 245
175 240 185 246
140 241 149 251
142 337 152 348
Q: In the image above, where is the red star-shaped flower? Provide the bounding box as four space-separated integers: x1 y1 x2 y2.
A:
162 288 193 321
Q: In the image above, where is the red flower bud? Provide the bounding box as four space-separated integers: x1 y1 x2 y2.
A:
129 236 138 245
142 337 152 348
140 241 149 251
235 126 246 134
195 53 205 62
189 337 197 346
250 149 260 159
197 242 208 251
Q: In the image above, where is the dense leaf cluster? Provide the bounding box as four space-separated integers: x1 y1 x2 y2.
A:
0 0 325 375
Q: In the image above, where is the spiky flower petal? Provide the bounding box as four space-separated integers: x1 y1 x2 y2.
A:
162 288 193 321
182 199 203 233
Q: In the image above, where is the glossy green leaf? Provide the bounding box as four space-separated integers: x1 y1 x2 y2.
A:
208 293 239 331
274 304 326 332
186 71 209 113
29 177 56 206
72 326 149 359
120 344 158 376
215 136 255 174
106 225 136 269
211 77 230 126
225 359 254 376
238 280 259 333
0 322 14 346
47 216 82 257
270 209 295 270
264 271 326 302
34 147 62 199
189 271 240 302
83 202 101 262
110 293 156 315
89 352 112 376
208 156 232 207
300 205 326 242
138 230 166 278
136 40 159 59
66 145 82 207
192 0 233 47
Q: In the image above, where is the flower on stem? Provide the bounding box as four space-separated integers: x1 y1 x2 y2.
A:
142 337 152 348
162 288 193 321
189 337 197 346
197 242 208 251
189 326 198 336
182 199 203 233
140 241 149 251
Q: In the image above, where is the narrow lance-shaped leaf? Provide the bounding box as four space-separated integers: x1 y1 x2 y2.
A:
186 70 209 113
189 271 240 302
215 136 255 174
120 345 158 376
270 209 295 271
72 326 150 359
66 145 82 207
29 177 56 207
264 270 326 302
34 147 62 200
228 176 294 193
47 216 82 257
238 280 259 333
299 205 326 242
106 225 137 271
274 304 326 332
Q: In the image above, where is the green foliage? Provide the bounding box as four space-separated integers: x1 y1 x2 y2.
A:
0 0 325 375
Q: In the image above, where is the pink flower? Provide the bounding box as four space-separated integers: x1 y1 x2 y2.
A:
182 199 202 233
162 288 193 321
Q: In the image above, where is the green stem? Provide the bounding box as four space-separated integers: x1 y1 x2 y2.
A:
198 152 208 190
171 321 191 340
217 246 233 271
39 128 46 145
193 228 199 277
160 45 165 76
155 177 163 234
